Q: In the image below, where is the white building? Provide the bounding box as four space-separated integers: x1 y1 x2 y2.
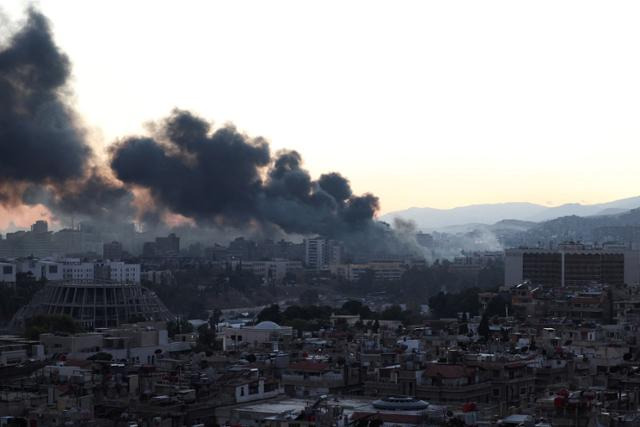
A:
60 259 140 283
99 261 140 284
0 262 16 284
304 237 342 270
60 259 95 282
39 322 184 365
331 261 407 282
16 258 63 281
222 321 293 351
241 260 303 282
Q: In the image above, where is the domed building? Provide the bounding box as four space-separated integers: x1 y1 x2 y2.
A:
222 320 293 351
254 321 282 330
372 396 430 411
11 281 174 330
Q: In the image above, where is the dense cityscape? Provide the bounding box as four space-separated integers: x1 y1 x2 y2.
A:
0 218 638 426
1 1 639 426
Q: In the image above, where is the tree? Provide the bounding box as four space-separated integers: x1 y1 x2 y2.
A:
196 324 219 351
299 289 319 306
167 318 194 338
484 295 511 318
428 288 481 319
380 305 404 321
25 315 82 340
341 300 361 315
257 304 282 323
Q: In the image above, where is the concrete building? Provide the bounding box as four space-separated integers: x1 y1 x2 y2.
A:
31 220 48 234
4 221 53 257
331 261 407 282
38 322 184 364
142 233 180 257
282 360 350 397
60 260 95 282
11 281 174 330
103 241 123 260
222 321 293 351
59 259 140 284
103 261 140 283
156 233 180 256
240 260 303 283
505 243 640 287
16 258 63 282
0 262 16 284
303 237 342 270
0 336 44 366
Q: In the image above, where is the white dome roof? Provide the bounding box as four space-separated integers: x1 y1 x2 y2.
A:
254 321 281 330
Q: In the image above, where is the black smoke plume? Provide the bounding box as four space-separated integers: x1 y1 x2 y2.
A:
0 9 87 185
2 8 421 259
0 9 133 224
110 109 382 240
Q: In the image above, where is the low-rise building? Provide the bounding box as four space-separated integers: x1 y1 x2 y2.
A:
0 262 16 285
222 321 293 351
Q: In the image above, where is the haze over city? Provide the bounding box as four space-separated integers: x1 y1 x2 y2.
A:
3 0 640 232
4 2 640 426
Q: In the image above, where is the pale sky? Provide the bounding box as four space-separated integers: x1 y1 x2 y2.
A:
4 0 640 215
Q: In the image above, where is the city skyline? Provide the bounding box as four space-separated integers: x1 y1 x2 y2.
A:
3 0 640 227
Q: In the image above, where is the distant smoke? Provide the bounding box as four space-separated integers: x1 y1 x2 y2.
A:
0 8 422 259
0 9 133 224
0 9 87 186
110 109 383 240
22 169 135 223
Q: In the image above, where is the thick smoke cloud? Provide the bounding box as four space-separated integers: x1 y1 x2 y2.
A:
0 9 133 224
22 169 135 223
110 109 382 240
1 8 423 259
0 9 88 185
110 110 270 227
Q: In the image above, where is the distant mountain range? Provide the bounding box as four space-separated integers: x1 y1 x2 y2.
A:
380 196 640 231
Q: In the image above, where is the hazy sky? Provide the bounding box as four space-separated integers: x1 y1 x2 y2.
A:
3 0 640 215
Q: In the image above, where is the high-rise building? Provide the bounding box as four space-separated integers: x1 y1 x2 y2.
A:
103 241 123 260
5 221 53 257
505 243 640 287
31 220 48 234
142 233 181 257
228 237 257 260
304 237 343 270
155 233 180 256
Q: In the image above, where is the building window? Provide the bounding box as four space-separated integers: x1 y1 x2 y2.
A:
2 266 12 274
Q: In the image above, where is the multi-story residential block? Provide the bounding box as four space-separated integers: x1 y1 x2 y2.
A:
505 242 640 287
331 261 407 282
304 237 342 270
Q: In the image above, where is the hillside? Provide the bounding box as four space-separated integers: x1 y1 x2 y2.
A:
382 196 640 231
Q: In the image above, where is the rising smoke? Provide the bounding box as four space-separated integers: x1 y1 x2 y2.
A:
109 110 388 242
0 8 422 257
0 9 134 224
